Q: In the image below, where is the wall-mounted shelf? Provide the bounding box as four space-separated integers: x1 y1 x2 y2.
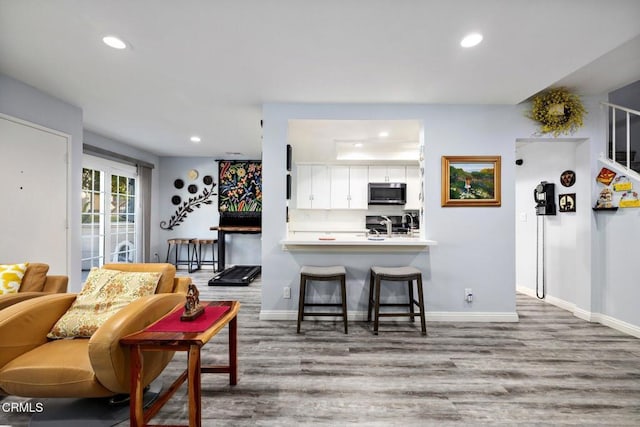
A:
592 207 618 212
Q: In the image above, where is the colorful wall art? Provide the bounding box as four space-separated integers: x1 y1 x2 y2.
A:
441 155 501 207
218 160 262 212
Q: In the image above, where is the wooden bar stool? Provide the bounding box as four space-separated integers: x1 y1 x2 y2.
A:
297 266 348 334
192 238 218 271
165 238 198 272
368 266 426 335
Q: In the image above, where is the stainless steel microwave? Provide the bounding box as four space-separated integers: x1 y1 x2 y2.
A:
368 182 407 205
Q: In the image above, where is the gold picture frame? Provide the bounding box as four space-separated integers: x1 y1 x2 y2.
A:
441 156 501 207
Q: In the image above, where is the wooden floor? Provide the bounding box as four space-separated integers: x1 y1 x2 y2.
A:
146 271 640 426
3 270 640 426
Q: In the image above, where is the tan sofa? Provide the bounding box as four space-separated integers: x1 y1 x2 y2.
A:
0 263 189 398
0 263 68 311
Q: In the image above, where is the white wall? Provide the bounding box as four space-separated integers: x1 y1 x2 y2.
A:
0 73 83 290
515 140 583 304
595 181 640 327
157 157 260 267
262 103 526 318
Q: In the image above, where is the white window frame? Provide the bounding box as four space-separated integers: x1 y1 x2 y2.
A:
82 154 141 274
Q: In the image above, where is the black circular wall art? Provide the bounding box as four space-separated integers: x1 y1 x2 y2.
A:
160 170 217 230
560 170 576 187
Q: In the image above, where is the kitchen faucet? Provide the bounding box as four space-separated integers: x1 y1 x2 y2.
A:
402 214 414 235
380 216 393 237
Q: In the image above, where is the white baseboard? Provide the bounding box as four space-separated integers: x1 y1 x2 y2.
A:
516 286 640 338
259 310 519 322
516 286 539 299
592 313 640 339
572 306 593 322
516 286 573 311
427 312 519 322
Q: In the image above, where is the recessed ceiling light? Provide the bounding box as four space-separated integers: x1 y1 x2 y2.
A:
190 136 201 143
354 143 363 148
460 33 483 48
102 35 127 50
378 131 389 138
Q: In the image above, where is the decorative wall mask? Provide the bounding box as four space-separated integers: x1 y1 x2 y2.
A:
160 173 217 230
560 170 575 187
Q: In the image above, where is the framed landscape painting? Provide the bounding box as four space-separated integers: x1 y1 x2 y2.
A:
441 155 501 207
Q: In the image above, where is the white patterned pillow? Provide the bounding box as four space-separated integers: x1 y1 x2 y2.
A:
48 267 161 339
0 263 28 295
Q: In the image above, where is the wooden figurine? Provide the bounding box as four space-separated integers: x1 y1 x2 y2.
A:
181 283 204 321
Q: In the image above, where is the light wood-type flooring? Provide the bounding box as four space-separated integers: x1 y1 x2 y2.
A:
2 270 640 426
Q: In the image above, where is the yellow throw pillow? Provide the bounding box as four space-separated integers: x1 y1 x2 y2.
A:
0 263 28 295
48 267 161 339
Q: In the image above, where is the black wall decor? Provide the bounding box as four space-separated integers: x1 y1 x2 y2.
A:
559 193 576 212
160 173 217 230
286 174 291 200
286 144 292 171
560 170 576 187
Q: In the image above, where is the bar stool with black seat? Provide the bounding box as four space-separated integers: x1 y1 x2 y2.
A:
367 266 426 335
165 238 199 272
192 238 218 271
297 266 348 334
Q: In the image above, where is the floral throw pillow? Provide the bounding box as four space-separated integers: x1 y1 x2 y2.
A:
48 268 161 339
0 263 28 295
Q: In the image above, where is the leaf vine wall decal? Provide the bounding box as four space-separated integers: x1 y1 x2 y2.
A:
160 180 217 230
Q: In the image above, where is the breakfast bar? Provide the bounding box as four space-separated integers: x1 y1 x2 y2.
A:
281 232 437 250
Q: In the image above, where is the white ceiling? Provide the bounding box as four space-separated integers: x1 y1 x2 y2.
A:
1 0 640 158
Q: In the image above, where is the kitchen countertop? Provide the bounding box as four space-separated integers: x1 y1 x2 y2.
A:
281 232 437 250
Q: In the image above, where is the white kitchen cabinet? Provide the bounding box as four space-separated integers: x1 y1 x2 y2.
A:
368 165 406 183
296 164 330 209
330 165 368 209
405 165 421 210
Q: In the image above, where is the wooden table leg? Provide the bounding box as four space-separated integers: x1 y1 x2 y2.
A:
129 345 144 427
188 344 202 427
229 315 238 385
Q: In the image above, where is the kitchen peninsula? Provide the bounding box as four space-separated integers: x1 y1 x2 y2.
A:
282 232 437 250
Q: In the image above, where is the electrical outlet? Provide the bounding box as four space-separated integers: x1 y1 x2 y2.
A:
283 287 291 299
465 288 473 303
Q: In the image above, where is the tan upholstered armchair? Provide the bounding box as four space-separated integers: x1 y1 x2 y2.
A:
0 263 68 311
0 263 189 398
